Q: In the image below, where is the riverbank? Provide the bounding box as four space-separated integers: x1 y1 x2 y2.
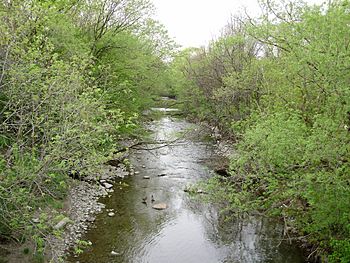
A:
48 163 130 261
0 162 131 263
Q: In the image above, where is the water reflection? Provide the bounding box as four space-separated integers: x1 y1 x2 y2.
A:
69 115 305 263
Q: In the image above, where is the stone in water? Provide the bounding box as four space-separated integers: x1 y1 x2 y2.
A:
152 203 167 210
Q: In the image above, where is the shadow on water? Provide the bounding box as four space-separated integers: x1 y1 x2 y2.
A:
68 110 306 263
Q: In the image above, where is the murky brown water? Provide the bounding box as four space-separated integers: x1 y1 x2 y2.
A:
68 112 305 263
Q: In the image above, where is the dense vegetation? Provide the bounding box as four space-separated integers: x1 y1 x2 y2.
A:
0 0 175 259
1 0 349 261
171 0 350 261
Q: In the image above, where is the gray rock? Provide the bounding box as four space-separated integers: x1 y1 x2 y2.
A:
53 217 71 230
32 218 40 223
103 182 113 189
86 217 95 222
108 212 115 217
143 176 150 179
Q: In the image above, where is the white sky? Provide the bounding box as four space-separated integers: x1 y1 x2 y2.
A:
151 0 327 48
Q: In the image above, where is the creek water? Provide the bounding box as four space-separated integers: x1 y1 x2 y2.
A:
68 111 305 263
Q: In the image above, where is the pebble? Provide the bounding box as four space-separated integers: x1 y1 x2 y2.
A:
108 212 115 217
111 251 120 256
143 176 150 179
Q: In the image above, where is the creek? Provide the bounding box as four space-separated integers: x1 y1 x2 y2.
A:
68 109 305 263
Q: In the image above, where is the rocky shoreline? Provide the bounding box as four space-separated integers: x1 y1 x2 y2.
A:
48 163 132 262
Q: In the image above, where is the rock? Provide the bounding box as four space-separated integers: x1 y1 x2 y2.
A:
142 165 146 168
53 217 71 230
111 251 120 256
214 168 230 177
86 216 95 222
152 203 167 210
108 212 115 217
157 173 167 177
103 182 113 189
197 189 207 194
32 218 40 223
143 176 150 179
134 171 140 175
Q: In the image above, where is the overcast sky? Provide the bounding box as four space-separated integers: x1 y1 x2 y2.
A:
151 0 327 48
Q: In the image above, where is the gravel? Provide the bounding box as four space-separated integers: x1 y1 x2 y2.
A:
48 163 131 262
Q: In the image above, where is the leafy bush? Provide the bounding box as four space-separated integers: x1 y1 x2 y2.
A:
0 0 174 258
173 0 350 260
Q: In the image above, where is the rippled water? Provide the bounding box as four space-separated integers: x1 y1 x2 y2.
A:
68 113 305 263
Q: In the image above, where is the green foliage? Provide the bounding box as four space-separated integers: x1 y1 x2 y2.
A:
0 0 175 260
237 111 308 173
73 239 92 255
173 0 350 260
330 239 350 263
